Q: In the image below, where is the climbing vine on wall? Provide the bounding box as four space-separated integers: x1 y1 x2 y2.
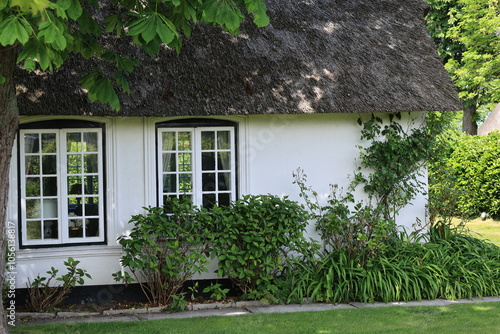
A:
353 113 432 220
295 112 433 260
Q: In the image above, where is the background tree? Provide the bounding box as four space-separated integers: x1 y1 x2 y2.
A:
425 0 500 134
0 0 268 331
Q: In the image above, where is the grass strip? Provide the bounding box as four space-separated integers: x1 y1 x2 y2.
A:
12 301 500 334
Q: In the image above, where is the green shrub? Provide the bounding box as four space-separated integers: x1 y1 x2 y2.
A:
114 199 211 306
206 194 315 300
25 257 91 312
428 130 466 224
430 131 500 220
446 132 500 219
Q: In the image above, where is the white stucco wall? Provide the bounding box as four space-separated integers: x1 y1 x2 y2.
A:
7 112 427 288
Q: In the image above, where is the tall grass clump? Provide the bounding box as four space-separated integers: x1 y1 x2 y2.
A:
282 224 500 304
429 130 500 220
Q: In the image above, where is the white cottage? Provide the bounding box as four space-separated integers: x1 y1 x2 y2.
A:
9 0 460 290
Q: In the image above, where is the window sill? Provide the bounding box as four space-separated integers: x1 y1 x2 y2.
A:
16 245 122 261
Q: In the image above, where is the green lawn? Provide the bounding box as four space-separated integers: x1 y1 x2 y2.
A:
12 302 500 334
461 218 500 247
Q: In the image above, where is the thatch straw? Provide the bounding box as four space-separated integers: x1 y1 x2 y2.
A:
15 0 461 117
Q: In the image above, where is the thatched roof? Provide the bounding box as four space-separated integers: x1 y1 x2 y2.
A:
478 103 500 135
15 0 461 117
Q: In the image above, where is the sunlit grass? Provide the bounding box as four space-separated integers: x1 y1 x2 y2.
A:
454 218 500 247
12 302 500 334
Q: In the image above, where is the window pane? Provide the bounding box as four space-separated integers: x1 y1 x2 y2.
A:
162 153 176 172
217 131 230 150
84 154 98 173
179 194 192 204
85 219 99 237
201 131 215 150
42 177 58 196
163 194 193 212
26 199 41 218
68 154 82 174
68 197 80 216
178 132 191 151
217 152 231 170
42 155 57 174
25 133 40 153
68 180 83 195
27 221 41 240
83 132 98 152
84 176 98 194
41 133 57 153
163 174 177 192
163 195 177 211
25 156 40 175
162 132 176 151
218 173 231 191
67 154 81 174
178 153 192 171
69 224 83 238
202 173 216 191
203 194 216 209
179 174 192 192
84 198 99 216
202 152 216 171
44 220 58 239
218 193 231 207
43 199 58 218
26 177 40 197
74 204 84 217
67 133 82 152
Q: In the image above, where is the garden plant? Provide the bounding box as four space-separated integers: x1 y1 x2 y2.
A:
25 257 91 312
206 194 315 301
114 198 211 307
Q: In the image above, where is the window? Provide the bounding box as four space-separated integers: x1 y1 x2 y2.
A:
157 120 237 208
19 121 106 247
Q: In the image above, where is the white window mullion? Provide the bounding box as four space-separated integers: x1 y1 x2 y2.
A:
60 130 70 243
55 131 64 244
230 129 237 201
193 129 203 207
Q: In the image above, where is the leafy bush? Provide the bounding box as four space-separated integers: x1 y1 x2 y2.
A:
114 199 211 306
443 132 500 219
206 194 315 300
25 257 91 312
425 110 461 221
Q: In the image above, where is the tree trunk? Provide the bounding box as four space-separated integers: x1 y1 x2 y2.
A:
0 44 19 333
462 103 478 135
